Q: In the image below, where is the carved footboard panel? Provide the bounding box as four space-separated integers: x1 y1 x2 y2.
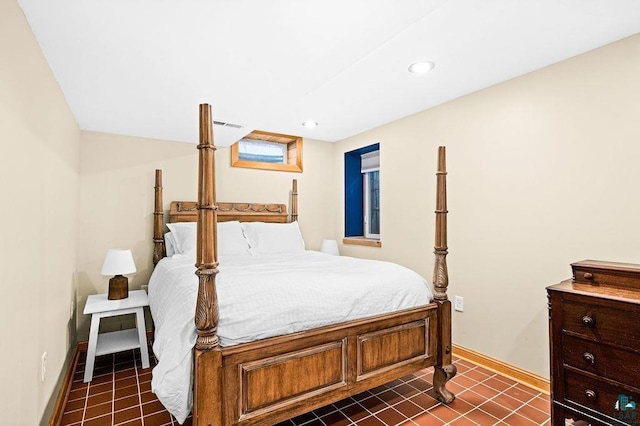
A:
219 305 438 425
240 341 347 416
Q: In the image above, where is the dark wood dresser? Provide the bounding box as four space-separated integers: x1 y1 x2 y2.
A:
548 260 640 425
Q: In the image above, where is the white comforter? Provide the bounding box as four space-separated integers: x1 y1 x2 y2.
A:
148 251 433 423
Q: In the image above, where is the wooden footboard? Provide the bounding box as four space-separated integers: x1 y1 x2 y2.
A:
220 306 437 425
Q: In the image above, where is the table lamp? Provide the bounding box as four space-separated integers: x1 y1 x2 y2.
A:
320 239 340 256
101 249 136 300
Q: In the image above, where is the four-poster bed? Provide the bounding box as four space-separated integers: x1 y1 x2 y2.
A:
150 104 456 425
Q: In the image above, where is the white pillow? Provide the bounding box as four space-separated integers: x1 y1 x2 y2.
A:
217 221 250 256
166 221 250 256
166 222 197 254
242 221 305 255
164 232 177 257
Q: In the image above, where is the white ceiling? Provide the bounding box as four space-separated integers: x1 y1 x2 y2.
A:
18 0 640 147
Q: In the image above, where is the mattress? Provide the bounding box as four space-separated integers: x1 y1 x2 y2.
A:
148 250 433 423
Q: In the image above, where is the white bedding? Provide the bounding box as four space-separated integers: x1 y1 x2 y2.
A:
148 251 433 423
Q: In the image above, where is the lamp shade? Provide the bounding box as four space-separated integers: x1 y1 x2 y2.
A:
101 249 136 276
320 239 340 256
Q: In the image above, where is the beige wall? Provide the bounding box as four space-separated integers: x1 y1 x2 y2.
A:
77 132 335 339
0 1 81 423
332 33 640 377
6 0 640 418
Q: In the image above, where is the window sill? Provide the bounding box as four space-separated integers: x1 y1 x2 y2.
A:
342 237 382 248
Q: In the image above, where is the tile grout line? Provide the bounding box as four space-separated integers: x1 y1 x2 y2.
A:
295 362 546 426
471 378 527 422
363 372 453 425
81 377 90 425
514 390 549 424
376 383 426 426
465 373 545 424
426 366 517 425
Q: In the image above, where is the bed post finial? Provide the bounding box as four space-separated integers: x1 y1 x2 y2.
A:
195 103 219 351
153 169 166 265
291 179 298 222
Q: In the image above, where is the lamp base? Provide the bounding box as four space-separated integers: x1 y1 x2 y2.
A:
108 275 129 300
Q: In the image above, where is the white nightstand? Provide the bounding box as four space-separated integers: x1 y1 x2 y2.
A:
83 289 150 382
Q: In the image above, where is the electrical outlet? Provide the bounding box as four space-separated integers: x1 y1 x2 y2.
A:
454 296 464 312
41 352 47 382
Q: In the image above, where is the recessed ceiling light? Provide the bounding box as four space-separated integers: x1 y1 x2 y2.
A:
408 61 435 74
302 120 318 129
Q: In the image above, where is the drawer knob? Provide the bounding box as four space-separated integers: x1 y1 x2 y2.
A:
583 352 596 364
583 272 594 281
585 389 597 401
582 315 596 328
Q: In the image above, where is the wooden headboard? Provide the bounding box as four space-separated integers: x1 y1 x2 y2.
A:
152 170 298 265
169 201 289 223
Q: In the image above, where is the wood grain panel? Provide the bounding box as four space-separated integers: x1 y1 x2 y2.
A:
357 320 429 379
564 368 640 419
572 260 640 290
562 334 640 386
218 306 437 425
562 294 640 351
169 201 288 223
240 340 347 416
231 130 303 173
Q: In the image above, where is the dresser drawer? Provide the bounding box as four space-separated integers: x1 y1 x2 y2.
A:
565 369 640 423
554 402 610 426
572 261 640 291
563 335 640 385
562 297 640 350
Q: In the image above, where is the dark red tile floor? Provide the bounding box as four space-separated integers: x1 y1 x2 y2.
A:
60 346 550 425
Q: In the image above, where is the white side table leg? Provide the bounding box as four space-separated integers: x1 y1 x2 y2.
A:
135 307 150 369
84 313 101 383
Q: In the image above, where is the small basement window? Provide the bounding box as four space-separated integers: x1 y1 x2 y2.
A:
231 130 303 172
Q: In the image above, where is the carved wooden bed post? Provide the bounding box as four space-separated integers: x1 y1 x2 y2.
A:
432 146 457 403
291 179 298 222
153 169 166 265
193 103 223 426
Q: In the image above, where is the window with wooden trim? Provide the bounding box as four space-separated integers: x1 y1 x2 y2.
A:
344 144 381 247
231 130 303 172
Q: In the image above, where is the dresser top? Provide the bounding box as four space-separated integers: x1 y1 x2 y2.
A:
547 259 640 304
571 259 640 274
548 279 640 303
